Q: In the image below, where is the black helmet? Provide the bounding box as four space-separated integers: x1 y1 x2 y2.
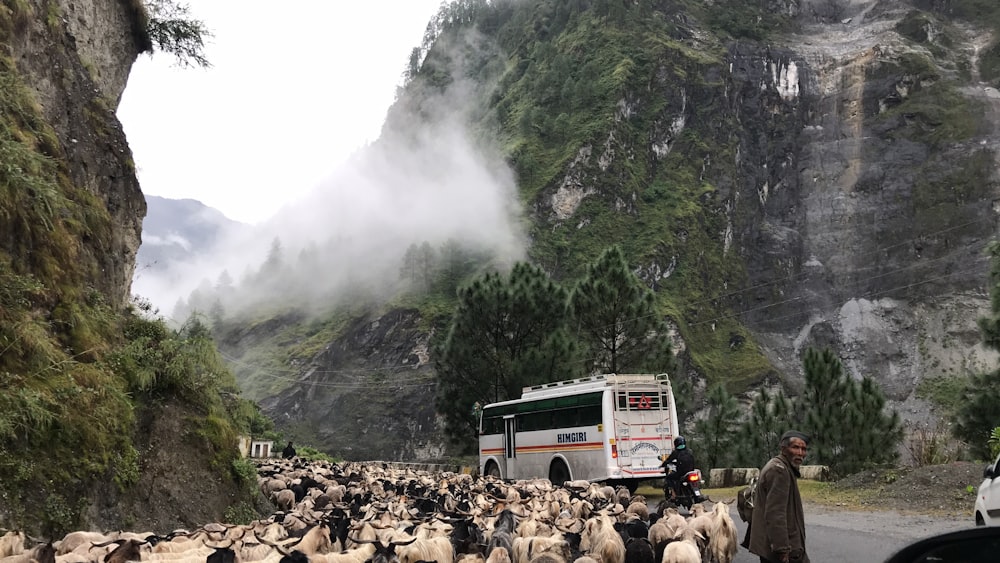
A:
674 436 686 449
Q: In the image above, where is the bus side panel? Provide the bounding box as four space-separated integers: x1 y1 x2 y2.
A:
479 433 505 476
512 425 604 480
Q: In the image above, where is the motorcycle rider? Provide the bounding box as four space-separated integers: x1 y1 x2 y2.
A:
661 435 696 500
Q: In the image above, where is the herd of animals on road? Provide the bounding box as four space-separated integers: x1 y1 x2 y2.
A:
0 457 739 563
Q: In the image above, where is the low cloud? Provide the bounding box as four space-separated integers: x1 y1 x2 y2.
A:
132 28 525 319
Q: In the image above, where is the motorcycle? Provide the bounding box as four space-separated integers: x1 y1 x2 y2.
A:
663 462 708 510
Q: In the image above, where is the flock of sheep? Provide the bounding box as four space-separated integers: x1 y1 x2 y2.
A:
0 457 738 563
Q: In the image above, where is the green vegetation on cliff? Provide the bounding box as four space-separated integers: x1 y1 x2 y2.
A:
0 6 258 533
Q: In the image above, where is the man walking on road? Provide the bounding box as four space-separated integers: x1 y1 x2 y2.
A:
749 430 810 563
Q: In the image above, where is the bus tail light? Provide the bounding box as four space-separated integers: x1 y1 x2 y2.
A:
610 439 618 459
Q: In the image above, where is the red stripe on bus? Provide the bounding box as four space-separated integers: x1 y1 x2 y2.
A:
481 448 504 454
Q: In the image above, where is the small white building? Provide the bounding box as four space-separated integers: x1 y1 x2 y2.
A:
250 440 274 459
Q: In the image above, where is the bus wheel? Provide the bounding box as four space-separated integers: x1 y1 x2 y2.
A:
485 461 501 479
549 459 570 486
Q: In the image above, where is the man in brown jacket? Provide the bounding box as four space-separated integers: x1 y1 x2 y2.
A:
749 430 810 563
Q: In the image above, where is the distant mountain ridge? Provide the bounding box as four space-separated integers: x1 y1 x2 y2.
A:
136 195 247 274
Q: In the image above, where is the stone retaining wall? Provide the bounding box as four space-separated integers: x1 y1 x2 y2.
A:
709 465 830 487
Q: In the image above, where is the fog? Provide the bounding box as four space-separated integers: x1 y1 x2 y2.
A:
131 30 525 320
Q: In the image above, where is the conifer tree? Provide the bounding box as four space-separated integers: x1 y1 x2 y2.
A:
435 263 574 445
839 376 902 473
798 347 851 465
797 347 902 474
954 241 1000 458
693 384 742 471
570 246 671 374
736 387 793 467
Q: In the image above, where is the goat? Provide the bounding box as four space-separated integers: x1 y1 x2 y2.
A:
0 532 26 558
484 547 511 563
54 533 107 557
623 537 655 563
100 540 148 563
707 503 737 563
625 501 649 522
580 515 624 563
513 537 571 563
345 537 416 563
660 539 700 563
396 536 453 563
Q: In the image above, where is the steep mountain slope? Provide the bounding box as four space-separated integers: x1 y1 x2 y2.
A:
224 0 1000 459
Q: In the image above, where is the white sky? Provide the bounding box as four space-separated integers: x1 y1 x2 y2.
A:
117 0 444 225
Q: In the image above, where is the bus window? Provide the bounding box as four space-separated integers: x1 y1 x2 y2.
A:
580 405 602 425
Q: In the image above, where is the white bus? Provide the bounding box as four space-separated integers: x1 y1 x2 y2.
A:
479 373 679 491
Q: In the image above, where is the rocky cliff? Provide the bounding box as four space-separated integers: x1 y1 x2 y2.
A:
723 0 1000 417
0 1 263 533
2 0 147 304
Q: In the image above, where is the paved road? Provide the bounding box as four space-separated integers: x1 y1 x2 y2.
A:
721 501 971 563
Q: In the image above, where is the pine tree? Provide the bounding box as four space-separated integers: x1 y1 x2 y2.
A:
839 376 902 473
693 384 742 471
570 246 671 374
954 370 1000 459
954 241 1000 458
400 243 420 285
435 263 574 446
798 347 852 465
736 387 793 468
797 347 902 474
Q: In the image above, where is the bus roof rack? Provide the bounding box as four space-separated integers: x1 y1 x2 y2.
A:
521 373 670 398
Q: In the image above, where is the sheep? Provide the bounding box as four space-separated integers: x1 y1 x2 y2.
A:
707 503 737 563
